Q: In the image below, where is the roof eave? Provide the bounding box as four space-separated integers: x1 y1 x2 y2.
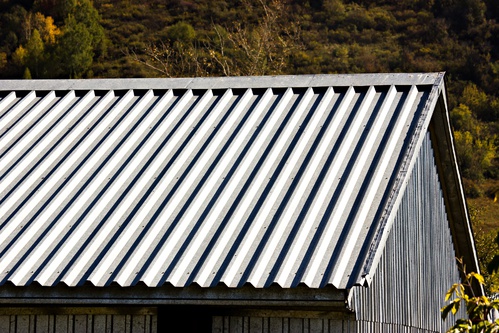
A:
428 85 484 296
0 282 348 311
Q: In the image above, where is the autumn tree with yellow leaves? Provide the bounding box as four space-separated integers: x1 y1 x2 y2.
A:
1 0 104 78
11 11 60 78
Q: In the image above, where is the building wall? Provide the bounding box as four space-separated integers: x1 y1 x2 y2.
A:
212 317 347 333
0 309 157 333
212 316 447 333
348 132 466 332
0 134 465 333
212 133 466 333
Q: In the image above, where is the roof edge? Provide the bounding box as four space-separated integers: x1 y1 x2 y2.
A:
0 283 347 308
0 73 443 91
356 73 483 296
359 73 447 282
428 87 484 296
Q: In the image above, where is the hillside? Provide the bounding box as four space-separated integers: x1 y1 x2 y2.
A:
1 0 499 286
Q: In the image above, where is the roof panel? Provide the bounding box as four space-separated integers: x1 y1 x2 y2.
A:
0 74 442 289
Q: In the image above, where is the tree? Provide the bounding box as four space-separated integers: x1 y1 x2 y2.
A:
441 262 499 332
129 0 301 77
32 12 60 45
70 0 106 58
470 205 499 293
460 83 499 122
126 22 205 78
23 67 32 79
434 0 486 33
12 45 28 68
450 103 496 182
12 29 47 78
25 29 45 77
57 16 93 78
484 230 499 278
219 0 301 76
166 22 196 42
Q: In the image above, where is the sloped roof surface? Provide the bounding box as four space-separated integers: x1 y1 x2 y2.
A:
0 73 443 289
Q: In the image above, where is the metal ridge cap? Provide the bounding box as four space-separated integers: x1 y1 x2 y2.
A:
308 72 443 87
0 73 444 91
0 77 194 91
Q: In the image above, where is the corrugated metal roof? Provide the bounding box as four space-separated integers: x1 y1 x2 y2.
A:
0 73 444 289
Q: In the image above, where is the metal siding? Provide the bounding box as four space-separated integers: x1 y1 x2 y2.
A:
0 80 433 290
349 133 464 333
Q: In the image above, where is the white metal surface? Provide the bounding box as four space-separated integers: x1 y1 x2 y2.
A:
0 74 449 289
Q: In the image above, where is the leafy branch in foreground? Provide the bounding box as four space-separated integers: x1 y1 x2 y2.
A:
442 258 499 332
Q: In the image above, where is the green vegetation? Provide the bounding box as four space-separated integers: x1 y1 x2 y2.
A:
1 0 499 287
0 0 105 78
441 263 499 332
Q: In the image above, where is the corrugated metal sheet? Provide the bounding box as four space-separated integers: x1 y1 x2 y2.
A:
349 133 464 333
0 74 440 289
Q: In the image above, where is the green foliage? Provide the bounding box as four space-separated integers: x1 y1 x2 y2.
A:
57 16 94 78
461 83 498 121
166 22 196 42
470 205 499 292
0 52 7 70
454 129 495 181
451 103 475 132
32 12 61 45
484 228 499 278
71 0 106 58
23 67 32 79
0 0 106 78
128 0 302 77
12 45 27 67
11 28 49 78
450 103 496 181
0 5 28 46
441 263 499 332
323 0 346 21
25 29 45 77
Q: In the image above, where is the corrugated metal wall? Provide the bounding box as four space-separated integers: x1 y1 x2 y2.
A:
349 132 465 332
212 133 464 333
0 314 157 333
